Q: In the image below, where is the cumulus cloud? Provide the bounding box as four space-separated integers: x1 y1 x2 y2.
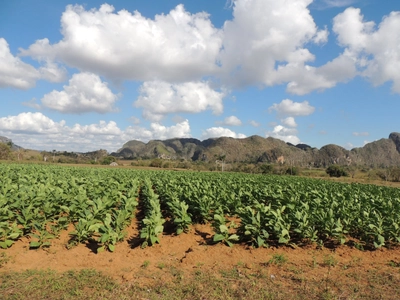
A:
41 72 119 114
269 99 315 117
218 0 343 93
134 80 225 121
0 38 40 89
16 0 375 95
125 120 191 141
333 8 400 93
281 117 297 128
20 4 222 83
71 120 122 136
0 112 65 134
39 61 68 83
267 99 314 143
283 53 357 95
201 127 246 140
267 125 300 144
217 115 242 126
0 112 192 152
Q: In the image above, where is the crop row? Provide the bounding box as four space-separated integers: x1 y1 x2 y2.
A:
1 164 400 251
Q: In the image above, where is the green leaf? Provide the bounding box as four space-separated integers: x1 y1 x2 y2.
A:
213 234 225 242
29 241 42 248
219 225 228 233
228 234 239 241
108 244 115 252
8 233 20 240
42 242 52 248
0 240 13 249
257 236 265 247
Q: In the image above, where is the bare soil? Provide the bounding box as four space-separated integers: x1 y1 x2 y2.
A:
1 218 400 299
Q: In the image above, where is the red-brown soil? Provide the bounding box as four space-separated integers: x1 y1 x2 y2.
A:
1 219 400 293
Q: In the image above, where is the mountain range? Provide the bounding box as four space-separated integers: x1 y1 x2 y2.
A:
2 133 400 168
111 132 400 168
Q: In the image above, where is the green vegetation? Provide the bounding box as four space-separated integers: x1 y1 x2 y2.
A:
326 165 348 177
1 163 400 251
1 266 400 300
1 163 400 299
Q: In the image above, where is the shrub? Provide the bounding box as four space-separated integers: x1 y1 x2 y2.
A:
285 166 299 176
260 164 274 174
149 158 163 168
101 156 116 165
162 161 172 169
0 143 11 160
326 165 348 177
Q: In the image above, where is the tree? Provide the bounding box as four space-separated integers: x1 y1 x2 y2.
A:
326 165 348 177
260 164 273 174
215 154 226 172
0 143 11 160
101 156 116 165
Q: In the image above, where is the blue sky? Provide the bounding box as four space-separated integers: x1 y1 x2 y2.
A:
0 0 399 152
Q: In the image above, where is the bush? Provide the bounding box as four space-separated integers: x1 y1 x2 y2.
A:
285 166 299 176
376 167 400 182
260 164 274 174
326 165 348 177
101 156 116 165
0 143 11 160
150 158 163 168
162 161 172 169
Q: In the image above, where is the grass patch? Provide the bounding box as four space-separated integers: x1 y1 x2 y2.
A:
1 266 400 300
268 253 288 265
0 269 116 300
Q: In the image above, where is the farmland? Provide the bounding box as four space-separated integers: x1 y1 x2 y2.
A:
1 163 400 299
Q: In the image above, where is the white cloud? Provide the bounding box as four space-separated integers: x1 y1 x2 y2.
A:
283 53 357 95
16 1 369 95
41 72 119 114
201 127 246 140
22 98 41 110
267 125 300 144
0 38 40 89
217 115 242 126
123 120 191 142
0 112 192 152
333 8 400 93
313 26 329 44
0 112 65 134
218 0 338 93
39 61 68 83
71 120 122 136
269 99 315 117
20 4 222 83
134 80 225 121
352 131 369 137
249 120 260 127
281 117 297 127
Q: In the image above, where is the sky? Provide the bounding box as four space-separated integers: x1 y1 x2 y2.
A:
0 0 399 152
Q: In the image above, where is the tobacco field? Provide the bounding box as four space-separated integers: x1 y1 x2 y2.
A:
1 163 400 252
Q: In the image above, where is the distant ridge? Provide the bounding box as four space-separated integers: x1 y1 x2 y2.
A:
0 136 23 150
112 132 400 167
